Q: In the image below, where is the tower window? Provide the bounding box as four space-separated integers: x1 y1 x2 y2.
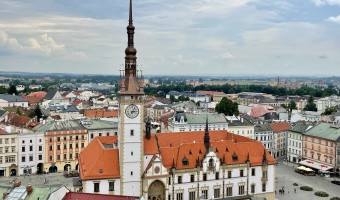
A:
130 130 134 136
131 151 133 156
131 171 133 175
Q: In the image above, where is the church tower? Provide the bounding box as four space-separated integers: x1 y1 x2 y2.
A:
118 0 144 196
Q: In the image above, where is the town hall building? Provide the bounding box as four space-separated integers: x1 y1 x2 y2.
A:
78 1 276 199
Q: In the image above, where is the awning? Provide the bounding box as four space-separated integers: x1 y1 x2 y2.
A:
299 159 333 171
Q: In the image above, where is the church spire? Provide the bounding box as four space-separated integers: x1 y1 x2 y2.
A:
119 0 144 95
125 0 137 75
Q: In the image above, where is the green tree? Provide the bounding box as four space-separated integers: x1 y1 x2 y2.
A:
0 86 7 94
16 108 22 116
8 85 18 95
215 97 239 116
304 96 317 111
178 95 190 102
287 100 297 112
322 107 337 115
28 105 43 121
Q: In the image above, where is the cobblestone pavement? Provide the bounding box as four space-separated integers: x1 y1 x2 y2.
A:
275 161 340 200
0 172 74 189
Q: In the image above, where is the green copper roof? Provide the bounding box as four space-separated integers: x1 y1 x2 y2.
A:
80 119 118 130
185 113 227 124
290 124 310 133
304 122 340 141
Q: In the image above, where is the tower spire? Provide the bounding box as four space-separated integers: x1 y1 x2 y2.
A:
119 0 144 95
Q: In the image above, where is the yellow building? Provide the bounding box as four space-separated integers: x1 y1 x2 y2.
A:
0 130 18 177
33 120 88 173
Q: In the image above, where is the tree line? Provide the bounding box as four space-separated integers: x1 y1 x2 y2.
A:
145 83 339 98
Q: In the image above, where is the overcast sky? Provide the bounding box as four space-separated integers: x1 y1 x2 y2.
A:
0 0 340 76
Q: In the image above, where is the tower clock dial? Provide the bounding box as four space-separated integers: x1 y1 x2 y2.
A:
125 104 139 118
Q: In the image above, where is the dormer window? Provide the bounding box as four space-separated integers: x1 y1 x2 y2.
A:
182 157 189 166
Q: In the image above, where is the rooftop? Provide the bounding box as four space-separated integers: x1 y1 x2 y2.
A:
0 94 28 102
304 122 340 141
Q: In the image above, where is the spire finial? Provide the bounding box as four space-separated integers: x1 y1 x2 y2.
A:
129 0 133 25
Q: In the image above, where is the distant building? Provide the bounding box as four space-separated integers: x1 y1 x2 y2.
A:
226 115 255 139
0 94 29 108
168 111 228 132
315 95 340 113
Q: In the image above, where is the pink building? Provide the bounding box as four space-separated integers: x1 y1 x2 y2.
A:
301 122 340 174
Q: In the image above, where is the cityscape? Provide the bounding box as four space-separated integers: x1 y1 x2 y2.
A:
1 0 340 200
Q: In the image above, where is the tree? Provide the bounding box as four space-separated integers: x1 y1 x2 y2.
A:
28 105 43 121
215 97 239 116
8 85 18 95
322 107 337 115
0 86 7 94
304 96 317 111
287 100 297 112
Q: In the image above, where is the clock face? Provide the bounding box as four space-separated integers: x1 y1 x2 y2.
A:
125 104 139 119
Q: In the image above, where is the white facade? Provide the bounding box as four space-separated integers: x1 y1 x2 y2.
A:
273 132 287 158
168 113 228 133
17 132 45 175
0 99 28 108
254 125 274 156
118 96 144 196
83 179 121 195
316 95 340 112
290 110 321 123
287 131 303 163
0 132 18 177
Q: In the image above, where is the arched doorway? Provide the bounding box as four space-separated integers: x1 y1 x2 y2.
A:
10 169 17 176
49 165 58 173
64 164 71 172
37 163 44 174
148 180 165 200
9 164 17 176
75 164 79 171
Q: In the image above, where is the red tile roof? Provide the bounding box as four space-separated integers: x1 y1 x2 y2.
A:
22 95 44 103
78 136 120 180
145 130 276 170
7 113 32 127
62 192 138 200
82 109 118 118
269 121 292 133
28 91 47 98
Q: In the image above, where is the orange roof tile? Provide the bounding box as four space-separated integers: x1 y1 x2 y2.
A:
269 121 292 133
83 109 118 118
28 91 47 98
144 135 159 155
7 114 32 127
0 128 8 134
79 136 120 180
154 130 276 170
22 95 44 103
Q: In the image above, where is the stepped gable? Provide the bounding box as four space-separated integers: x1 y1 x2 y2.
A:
78 136 119 180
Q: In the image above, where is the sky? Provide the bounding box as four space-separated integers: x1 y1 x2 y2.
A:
0 0 340 76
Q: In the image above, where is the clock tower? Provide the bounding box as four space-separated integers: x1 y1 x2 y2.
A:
118 0 144 196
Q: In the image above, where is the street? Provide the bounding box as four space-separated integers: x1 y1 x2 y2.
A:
275 161 340 200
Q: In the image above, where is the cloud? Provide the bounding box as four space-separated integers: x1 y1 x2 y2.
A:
328 15 340 23
0 30 65 56
311 0 340 6
220 52 234 59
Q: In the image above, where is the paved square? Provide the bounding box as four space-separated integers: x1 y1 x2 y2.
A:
275 161 340 200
